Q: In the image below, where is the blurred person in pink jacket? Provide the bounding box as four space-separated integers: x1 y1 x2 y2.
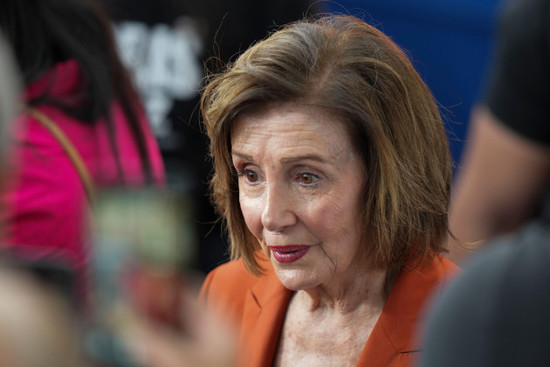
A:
0 30 88 367
0 0 165 310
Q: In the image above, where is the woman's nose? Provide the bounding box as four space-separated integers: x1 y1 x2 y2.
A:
260 183 296 232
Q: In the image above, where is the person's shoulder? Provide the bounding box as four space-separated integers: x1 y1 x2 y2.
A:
386 255 460 314
419 222 550 366
414 254 461 283
434 254 460 277
204 258 258 290
460 221 550 295
199 254 274 313
428 227 550 320
395 254 461 308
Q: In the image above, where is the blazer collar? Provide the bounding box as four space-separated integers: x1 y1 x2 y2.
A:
238 255 456 366
358 256 457 365
239 258 292 366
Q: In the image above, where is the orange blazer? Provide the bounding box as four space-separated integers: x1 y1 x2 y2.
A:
200 254 459 367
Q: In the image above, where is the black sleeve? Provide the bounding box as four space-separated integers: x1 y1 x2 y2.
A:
419 221 550 367
483 0 550 144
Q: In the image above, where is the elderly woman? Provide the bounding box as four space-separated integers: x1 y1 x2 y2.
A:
195 15 458 367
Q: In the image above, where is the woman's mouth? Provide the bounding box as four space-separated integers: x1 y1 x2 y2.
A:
268 245 310 263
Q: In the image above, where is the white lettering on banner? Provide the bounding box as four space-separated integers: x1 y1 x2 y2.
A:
114 20 203 141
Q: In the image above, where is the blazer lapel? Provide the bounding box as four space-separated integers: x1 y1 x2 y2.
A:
357 256 458 366
239 264 292 367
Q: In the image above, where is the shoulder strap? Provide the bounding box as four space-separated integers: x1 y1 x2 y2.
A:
26 107 96 204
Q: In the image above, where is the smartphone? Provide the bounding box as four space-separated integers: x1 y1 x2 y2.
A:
85 187 197 366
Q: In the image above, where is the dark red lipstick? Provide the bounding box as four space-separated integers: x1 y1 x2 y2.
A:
268 245 310 263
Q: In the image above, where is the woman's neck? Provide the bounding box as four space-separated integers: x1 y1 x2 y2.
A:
297 267 387 315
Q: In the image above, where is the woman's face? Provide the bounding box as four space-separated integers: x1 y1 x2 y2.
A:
231 102 368 291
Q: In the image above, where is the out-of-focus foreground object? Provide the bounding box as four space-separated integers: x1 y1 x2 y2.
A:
0 268 87 367
446 0 550 264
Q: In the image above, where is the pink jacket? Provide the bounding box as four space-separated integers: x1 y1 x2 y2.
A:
0 59 165 303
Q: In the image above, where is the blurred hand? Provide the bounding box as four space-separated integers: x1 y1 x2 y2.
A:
123 285 237 367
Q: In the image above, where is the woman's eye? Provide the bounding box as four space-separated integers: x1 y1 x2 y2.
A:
245 170 259 182
298 172 319 185
237 169 260 183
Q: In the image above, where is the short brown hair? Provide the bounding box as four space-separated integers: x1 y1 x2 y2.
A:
201 15 452 276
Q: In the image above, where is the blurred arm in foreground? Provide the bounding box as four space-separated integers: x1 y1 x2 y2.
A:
447 0 550 265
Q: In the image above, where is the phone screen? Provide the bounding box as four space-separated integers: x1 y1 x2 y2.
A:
85 187 197 366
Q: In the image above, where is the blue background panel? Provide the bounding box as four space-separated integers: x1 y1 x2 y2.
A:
324 0 502 171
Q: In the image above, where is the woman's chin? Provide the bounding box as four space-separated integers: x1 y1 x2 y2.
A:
273 267 321 291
